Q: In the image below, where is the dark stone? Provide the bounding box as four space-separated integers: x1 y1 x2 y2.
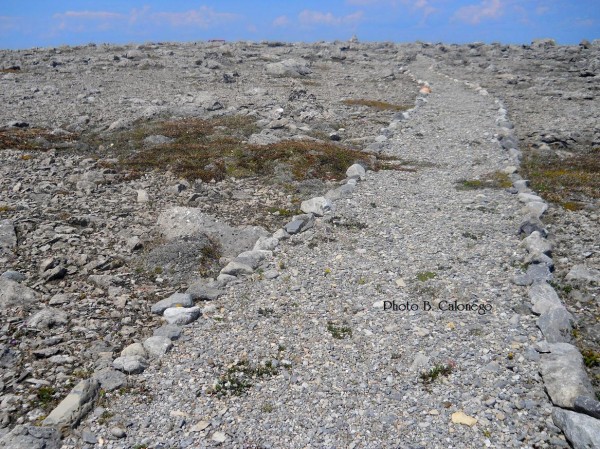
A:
574 396 600 420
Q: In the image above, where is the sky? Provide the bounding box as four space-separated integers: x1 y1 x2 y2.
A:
0 1 598 50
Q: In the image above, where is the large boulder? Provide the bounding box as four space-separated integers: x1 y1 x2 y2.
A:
157 207 268 258
265 59 312 77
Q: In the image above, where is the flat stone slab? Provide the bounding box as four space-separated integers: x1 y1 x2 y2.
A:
93 368 127 392
163 306 201 325
552 408 600 449
540 343 595 408
0 219 17 253
42 379 100 431
151 292 194 315
537 306 574 343
529 282 563 315
0 425 61 449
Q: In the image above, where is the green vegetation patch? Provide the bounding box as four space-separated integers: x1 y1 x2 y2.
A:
0 126 79 151
520 149 600 209
456 171 513 190
419 362 454 385
342 99 412 112
417 271 437 282
111 116 400 182
210 360 280 397
327 321 352 339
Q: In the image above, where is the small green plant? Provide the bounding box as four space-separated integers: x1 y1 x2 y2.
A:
278 260 286 270
98 410 115 425
267 207 299 217
133 444 149 449
211 360 279 397
261 402 274 413
324 267 332 276
456 171 513 190
327 321 352 339
417 271 436 282
482 429 492 438
36 386 56 408
357 277 367 285
582 349 600 368
419 362 455 385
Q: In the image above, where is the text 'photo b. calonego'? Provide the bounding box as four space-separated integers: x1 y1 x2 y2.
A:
383 300 493 315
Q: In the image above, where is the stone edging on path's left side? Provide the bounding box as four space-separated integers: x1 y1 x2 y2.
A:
4 71 428 445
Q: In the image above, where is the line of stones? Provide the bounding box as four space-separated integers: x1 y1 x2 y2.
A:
440 70 600 448
20 71 428 446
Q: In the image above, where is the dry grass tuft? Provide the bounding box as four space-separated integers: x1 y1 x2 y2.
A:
0 127 79 151
521 148 600 209
342 99 412 112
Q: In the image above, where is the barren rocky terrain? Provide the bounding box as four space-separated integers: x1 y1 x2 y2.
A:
0 39 598 449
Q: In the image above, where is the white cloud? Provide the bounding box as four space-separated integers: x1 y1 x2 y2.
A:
150 6 238 28
452 0 505 24
55 11 125 20
273 15 290 27
51 6 240 34
299 10 364 26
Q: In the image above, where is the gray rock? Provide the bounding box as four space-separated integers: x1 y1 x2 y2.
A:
0 276 37 310
234 250 271 269
42 379 100 431
575 396 600 420
143 135 174 146
120 342 147 358
151 293 194 315
540 343 595 408
284 214 315 235
265 59 311 77
537 307 575 343
248 133 281 145
93 368 127 391
513 264 552 286
28 308 68 329
137 189 149 203
325 183 355 201
220 261 254 276
216 273 237 285
110 427 126 439
186 282 224 301
143 336 173 358
272 229 290 240
566 265 600 284
253 236 279 251
522 231 552 256
530 282 563 315
81 430 98 444
0 271 25 282
518 192 544 203
552 408 600 449
346 163 366 180
524 201 549 219
153 324 183 340
112 356 148 374
300 197 333 217
0 219 17 253
157 207 268 258
163 306 201 325
0 425 61 449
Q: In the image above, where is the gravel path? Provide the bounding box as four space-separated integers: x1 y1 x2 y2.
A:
63 57 566 449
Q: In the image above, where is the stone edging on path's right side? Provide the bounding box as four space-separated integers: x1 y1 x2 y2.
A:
442 71 600 447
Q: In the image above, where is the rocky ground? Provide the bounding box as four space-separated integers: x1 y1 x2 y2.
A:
0 39 598 449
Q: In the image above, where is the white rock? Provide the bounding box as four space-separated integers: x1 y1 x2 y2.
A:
300 197 333 217
346 163 366 180
163 306 201 325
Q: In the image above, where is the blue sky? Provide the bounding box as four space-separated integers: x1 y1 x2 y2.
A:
0 1 598 49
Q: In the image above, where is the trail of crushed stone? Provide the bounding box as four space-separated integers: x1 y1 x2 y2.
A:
73 57 561 449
